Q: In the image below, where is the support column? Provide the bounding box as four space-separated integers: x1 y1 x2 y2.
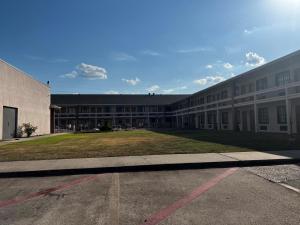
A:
176 113 179 128
195 113 199 129
181 115 184 128
216 107 220 130
285 85 291 135
130 105 133 128
147 107 150 128
204 111 207 129
112 106 116 127
286 99 292 135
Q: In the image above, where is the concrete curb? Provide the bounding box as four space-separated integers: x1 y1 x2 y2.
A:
0 158 299 178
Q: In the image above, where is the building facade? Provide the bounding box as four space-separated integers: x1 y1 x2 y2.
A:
52 50 300 134
0 59 50 140
50 94 188 132
170 50 300 134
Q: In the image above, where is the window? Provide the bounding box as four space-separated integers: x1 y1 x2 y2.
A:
235 110 240 123
116 106 123 112
295 68 300 82
234 86 240 96
277 105 287 124
80 106 89 113
258 108 269 124
125 106 131 112
221 112 229 124
199 97 205 105
207 95 215 103
104 106 111 113
256 78 268 91
66 107 76 114
241 85 247 95
248 83 254 93
207 112 216 124
221 90 228 99
200 112 205 124
137 106 144 112
275 70 290 86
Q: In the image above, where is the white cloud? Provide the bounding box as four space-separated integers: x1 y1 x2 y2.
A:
105 90 119 94
244 29 253 34
162 89 175 94
77 63 108 80
193 79 207 86
223 63 233 69
162 86 187 94
245 52 266 67
146 85 160 92
25 55 69 63
244 27 259 35
141 50 160 56
60 70 78 79
112 52 136 61
178 86 187 90
206 64 213 69
193 76 225 86
176 46 214 53
122 77 140 86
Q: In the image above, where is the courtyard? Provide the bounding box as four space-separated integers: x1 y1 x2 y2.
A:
0 130 298 162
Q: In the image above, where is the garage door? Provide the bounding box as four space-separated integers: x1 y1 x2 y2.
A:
2 107 17 140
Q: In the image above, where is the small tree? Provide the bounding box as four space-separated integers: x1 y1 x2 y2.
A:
23 123 38 137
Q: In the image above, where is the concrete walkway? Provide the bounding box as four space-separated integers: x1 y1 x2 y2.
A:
0 150 299 177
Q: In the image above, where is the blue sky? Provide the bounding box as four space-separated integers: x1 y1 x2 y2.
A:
0 0 300 94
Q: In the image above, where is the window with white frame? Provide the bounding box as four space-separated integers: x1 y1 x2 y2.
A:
258 108 269 124
277 105 287 124
275 70 290 86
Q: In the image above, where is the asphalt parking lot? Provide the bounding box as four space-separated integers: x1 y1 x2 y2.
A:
0 165 299 225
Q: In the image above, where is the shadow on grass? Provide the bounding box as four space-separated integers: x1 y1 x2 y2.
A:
150 129 300 153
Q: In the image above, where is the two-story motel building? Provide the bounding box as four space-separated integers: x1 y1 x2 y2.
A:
52 50 300 135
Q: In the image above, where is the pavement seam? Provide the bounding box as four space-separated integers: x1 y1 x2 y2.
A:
108 173 120 225
140 167 238 225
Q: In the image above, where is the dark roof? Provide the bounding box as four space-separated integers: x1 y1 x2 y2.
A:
51 94 190 105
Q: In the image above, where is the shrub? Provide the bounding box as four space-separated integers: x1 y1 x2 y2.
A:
22 123 38 137
16 126 24 138
100 121 112 131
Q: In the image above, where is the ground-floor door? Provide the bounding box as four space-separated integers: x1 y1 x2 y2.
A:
2 106 17 139
296 105 300 133
250 110 255 132
242 111 248 131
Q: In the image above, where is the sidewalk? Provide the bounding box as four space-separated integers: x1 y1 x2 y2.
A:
0 150 299 177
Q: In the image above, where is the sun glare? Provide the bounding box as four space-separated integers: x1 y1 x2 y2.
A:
271 0 300 11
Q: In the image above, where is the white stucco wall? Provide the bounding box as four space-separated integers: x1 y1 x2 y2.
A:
0 60 50 139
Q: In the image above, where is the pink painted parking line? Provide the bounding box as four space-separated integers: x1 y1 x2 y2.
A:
141 168 238 225
0 174 104 209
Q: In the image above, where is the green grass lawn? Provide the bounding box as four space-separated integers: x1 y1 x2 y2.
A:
0 129 298 162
